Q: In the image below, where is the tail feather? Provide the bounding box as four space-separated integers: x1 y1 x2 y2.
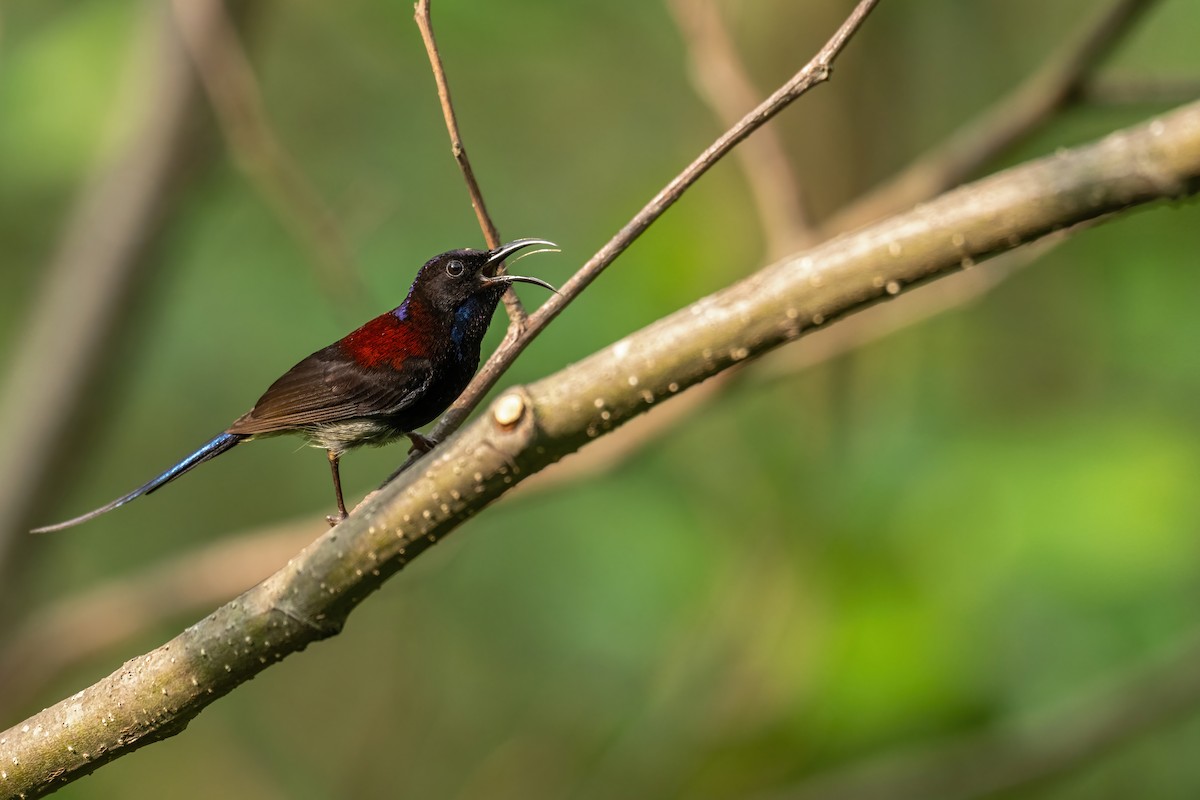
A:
31 432 244 533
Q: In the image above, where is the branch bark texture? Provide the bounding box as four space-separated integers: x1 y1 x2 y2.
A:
2 100 1198 799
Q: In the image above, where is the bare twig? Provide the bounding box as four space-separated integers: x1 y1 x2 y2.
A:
0 4 216 594
413 0 528 326
666 0 815 253
826 0 1160 234
171 0 368 314
382 0 882 485
3 98 1198 797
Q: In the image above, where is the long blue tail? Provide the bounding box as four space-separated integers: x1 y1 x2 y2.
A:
31 432 244 533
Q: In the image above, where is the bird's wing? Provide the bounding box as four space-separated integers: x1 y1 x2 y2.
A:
227 344 433 434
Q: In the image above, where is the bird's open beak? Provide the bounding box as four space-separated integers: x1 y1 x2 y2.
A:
482 238 559 292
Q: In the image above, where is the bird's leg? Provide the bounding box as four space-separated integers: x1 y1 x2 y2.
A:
326 449 348 526
406 432 436 454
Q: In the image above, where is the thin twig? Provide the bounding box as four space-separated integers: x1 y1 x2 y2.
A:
171 0 368 314
666 0 815 253
825 0 1160 234
413 0 528 326
382 0 882 485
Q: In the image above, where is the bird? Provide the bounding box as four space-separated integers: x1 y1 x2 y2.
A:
32 238 558 533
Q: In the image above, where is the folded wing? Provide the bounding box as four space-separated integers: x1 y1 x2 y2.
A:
228 344 433 434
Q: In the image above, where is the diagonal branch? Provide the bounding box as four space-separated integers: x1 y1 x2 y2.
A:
3 98 1198 800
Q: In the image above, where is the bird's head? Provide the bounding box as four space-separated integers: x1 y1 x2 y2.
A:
415 238 558 315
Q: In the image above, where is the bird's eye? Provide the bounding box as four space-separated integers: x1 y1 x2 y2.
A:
445 260 465 278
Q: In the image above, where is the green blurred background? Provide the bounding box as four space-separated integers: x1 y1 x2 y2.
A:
2 0 1199 797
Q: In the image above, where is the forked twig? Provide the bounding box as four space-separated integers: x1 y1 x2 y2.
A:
381 0 882 487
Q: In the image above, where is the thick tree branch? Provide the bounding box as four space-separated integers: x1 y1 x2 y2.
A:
2 99 1198 800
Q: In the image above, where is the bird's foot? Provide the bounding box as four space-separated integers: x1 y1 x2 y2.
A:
326 511 347 527
407 432 437 454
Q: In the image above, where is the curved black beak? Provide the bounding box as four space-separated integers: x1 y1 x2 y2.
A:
482 237 559 292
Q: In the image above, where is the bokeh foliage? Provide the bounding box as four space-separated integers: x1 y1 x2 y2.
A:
1 0 1198 797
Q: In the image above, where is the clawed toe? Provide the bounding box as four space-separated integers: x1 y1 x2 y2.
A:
407 433 436 454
